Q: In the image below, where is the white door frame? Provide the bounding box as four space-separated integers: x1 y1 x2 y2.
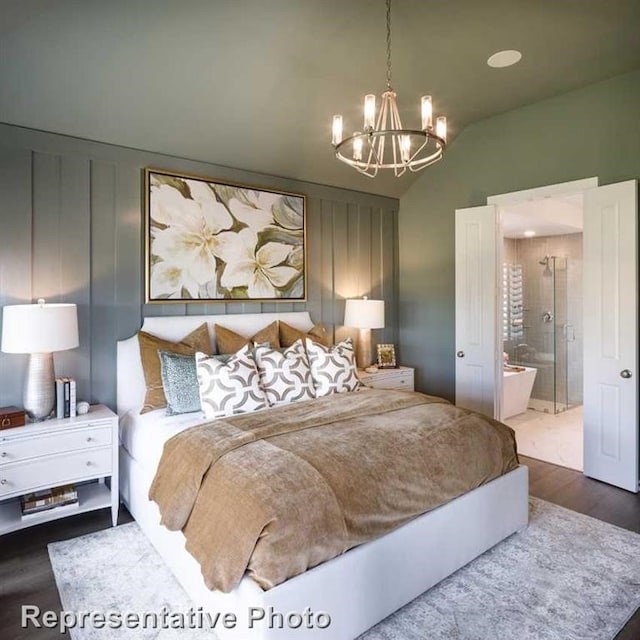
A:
487 177 599 206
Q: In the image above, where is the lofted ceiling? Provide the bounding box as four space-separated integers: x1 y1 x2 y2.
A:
1 0 639 199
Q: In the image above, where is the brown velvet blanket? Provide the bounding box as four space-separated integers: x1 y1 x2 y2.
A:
149 389 518 592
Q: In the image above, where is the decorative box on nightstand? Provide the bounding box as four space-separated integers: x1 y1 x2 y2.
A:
357 366 415 391
0 405 118 535
0 406 26 430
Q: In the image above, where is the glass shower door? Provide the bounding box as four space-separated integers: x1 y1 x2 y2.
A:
552 256 569 413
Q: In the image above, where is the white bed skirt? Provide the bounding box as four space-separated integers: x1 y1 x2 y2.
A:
120 447 529 640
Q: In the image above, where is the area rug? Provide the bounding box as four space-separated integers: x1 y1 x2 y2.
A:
48 498 640 640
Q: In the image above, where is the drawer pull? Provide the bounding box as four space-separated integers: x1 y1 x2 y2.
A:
87 437 93 443
1 418 10 428
1 451 7 458
0 478 7 485
86 461 93 467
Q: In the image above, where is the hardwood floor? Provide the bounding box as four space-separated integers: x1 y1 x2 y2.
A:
0 508 133 639
1 457 639 639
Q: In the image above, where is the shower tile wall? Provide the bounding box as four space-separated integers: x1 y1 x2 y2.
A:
504 233 583 407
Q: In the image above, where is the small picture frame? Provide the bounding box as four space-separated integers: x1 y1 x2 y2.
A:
376 343 397 368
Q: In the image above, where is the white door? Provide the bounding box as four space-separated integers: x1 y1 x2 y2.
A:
455 205 499 417
583 180 638 492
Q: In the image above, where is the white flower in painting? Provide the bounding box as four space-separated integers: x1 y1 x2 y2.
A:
150 182 235 288
150 184 199 227
217 229 299 298
151 181 233 233
228 191 281 232
150 262 200 299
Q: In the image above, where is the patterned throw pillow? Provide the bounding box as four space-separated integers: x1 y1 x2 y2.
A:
305 337 361 397
254 340 316 407
196 346 268 419
158 351 201 416
214 321 280 354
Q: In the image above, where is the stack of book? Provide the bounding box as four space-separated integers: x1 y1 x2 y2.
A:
55 377 76 418
20 484 79 520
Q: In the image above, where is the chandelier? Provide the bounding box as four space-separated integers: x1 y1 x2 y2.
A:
331 0 447 178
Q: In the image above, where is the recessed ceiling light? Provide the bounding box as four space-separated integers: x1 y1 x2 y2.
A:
487 50 522 68
523 230 536 237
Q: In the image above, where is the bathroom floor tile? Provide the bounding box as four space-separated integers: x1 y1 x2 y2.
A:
504 406 583 471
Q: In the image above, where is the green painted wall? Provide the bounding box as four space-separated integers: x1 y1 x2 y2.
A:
398 69 640 401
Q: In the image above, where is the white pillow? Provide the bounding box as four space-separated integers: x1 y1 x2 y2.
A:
195 346 268 419
254 339 316 407
305 337 361 397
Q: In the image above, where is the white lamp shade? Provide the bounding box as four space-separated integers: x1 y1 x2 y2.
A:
344 298 385 329
1 302 79 354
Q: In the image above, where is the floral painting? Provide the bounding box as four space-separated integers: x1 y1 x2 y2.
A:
145 169 306 302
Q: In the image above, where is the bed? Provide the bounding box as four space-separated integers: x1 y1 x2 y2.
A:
117 311 529 640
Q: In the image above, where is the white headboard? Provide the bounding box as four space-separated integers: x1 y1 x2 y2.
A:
116 311 313 417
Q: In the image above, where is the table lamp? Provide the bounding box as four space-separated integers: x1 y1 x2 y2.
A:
1 299 79 420
344 296 385 369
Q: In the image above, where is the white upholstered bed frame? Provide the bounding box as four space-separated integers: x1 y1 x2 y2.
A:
117 311 529 640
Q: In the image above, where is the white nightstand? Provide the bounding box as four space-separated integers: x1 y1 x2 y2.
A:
357 366 415 391
0 404 118 535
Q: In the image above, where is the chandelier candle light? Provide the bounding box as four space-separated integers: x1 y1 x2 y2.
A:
331 0 447 177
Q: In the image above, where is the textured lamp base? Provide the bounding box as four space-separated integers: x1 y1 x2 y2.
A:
24 352 55 421
355 328 373 369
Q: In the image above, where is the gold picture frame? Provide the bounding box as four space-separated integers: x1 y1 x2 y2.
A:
376 343 397 368
145 168 307 303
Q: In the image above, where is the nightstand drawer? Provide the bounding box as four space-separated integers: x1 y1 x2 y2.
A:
0 425 112 466
358 367 415 391
0 446 112 498
374 374 413 390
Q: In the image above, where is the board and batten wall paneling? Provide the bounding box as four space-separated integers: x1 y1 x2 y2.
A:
0 123 398 410
90 160 118 407
0 147 32 406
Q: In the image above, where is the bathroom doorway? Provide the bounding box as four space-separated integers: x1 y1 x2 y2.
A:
500 195 583 470
456 177 637 491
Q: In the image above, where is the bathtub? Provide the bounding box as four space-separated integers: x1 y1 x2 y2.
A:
501 366 537 420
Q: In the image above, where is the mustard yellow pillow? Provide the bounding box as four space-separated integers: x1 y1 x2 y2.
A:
214 321 280 354
138 323 212 414
279 321 331 348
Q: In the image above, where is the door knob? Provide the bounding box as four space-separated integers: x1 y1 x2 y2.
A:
456 350 465 358
620 369 632 379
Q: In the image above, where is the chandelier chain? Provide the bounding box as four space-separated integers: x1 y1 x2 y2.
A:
386 0 392 90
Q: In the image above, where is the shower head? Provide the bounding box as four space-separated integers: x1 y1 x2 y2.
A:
540 255 553 276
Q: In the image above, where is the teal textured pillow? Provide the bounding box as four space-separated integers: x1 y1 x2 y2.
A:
158 351 202 415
